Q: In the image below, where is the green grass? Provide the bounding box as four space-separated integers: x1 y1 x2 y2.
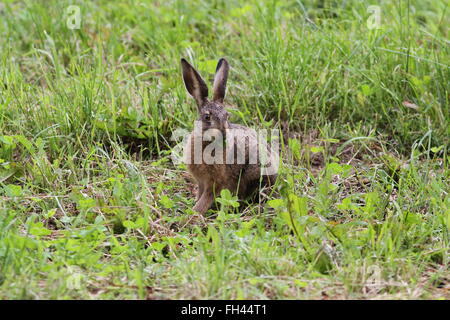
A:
0 0 449 299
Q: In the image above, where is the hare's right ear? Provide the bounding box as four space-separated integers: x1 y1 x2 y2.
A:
181 58 208 110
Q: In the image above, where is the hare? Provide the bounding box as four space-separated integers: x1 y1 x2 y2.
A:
181 58 278 215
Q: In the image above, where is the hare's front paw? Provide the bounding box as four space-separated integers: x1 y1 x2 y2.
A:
196 183 204 201
193 201 207 215
193 192 214 215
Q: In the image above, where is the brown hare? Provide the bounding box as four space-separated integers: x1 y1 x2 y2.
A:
181 58 278 215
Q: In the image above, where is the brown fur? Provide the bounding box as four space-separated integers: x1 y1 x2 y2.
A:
181 58 277 214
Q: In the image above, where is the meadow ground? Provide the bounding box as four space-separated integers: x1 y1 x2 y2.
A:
0 0 448 299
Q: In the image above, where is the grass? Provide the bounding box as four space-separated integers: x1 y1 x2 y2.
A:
0 0 448 299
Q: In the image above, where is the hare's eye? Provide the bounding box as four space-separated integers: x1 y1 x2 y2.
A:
203 114 211 121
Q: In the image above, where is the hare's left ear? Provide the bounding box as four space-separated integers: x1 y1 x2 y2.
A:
212 58 229 103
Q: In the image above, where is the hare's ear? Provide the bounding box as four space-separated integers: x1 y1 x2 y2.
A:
181 58 209 110
212 58 229 103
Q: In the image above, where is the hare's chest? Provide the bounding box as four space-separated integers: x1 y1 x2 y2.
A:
184 133 228 182
187 162 227 182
